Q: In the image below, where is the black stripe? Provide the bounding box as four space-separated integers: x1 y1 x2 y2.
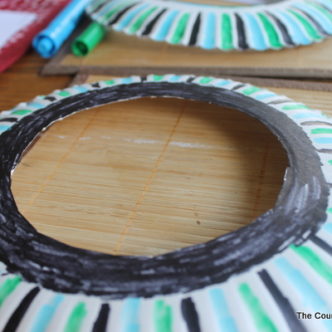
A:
107 4 137 26
142 9 167 36
301 121 332 127
235 14 248 50
186 76 195 83
294 8 326 35
3 287 40 332
44 96 57 102
317 148 332 153
311 235 332 256
92 82 101 88
268 99 291 105
181 297 201 332
258 270 307 332
267 13 294 46
232 83 246 91
189 14 201 46
90 3 106 16
0 118 18 123
92 303 110 332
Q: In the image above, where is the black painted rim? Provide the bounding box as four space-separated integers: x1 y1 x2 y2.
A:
0 82 328 299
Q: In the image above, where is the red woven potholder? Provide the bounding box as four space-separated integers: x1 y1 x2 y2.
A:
0 0 70 72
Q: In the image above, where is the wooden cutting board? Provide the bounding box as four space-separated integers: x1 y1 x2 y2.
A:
11 75 332 257
42 17 332 79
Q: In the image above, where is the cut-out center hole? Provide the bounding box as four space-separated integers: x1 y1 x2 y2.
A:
12 97 288 256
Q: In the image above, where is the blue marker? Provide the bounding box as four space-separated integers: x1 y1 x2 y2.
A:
33 0 92 58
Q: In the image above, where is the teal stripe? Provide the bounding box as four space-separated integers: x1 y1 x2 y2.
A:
30 295 64 332
322 222 332 233
121 298 141 332
313 137 332 144
209 288 239 332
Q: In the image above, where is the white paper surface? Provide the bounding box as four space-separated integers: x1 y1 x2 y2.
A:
0 10 36 49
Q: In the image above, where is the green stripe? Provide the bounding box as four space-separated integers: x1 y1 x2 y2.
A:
58 91 70 97
152 75 164 81
221 14 233 50
199 77 214 84
311 128 332 134
154 300 173 332
258 13 283 49
239 283 278 332
288 9 322 41
105 79 116 85
242 86 261 95
291 245 332 284
0 276 22 307
170 13 190 44
281 104 309 111
12 109 32 115
129 7 158 34
64 302 87 332
328 160 332 165
328 207 332 213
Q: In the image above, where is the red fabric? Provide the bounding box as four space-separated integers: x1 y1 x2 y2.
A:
0 0 70 72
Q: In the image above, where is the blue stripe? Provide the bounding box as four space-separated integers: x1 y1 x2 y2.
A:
121 298 141 332
273 10 311 45
293 112 317 119
316 0 332 11
167 75 182 82
322 222 332 233
114 4 150 31
294 3 332 34
201 12 216 49
214 79 231 87
27 102 45 110
0 124 12 132
152 10 179 41
275 257 332 330
242 12 267 51
30 295 64 332
121 77 135 84
313 137 332 144
275 257 327 309
209 288 239 332
254 92 277 100
74 86 89 93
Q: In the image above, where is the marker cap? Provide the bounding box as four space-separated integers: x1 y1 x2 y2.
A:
72 22 106 56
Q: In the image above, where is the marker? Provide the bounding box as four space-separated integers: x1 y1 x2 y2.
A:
33 0 92 58
71 22 106 56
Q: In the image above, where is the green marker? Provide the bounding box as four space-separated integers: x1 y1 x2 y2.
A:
71 22 106 56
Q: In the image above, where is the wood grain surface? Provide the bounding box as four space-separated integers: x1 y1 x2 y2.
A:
14 74 332 257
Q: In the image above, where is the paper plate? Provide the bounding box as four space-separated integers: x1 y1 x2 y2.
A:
86 0 332 51
0 75 331 331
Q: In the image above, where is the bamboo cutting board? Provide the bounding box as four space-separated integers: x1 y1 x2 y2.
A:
10 76 332 257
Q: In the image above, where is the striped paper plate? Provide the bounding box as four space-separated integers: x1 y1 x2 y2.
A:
0 75 331 331
86 0 332 51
